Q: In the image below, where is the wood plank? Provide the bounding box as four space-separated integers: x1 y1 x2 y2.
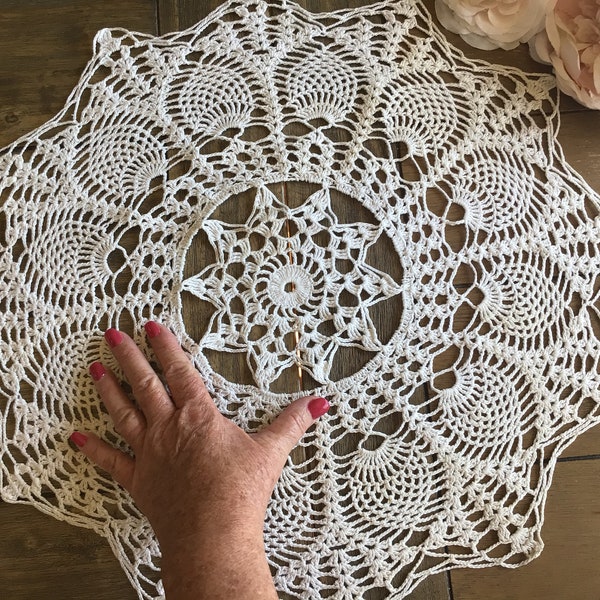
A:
0 501 137 599
158 1 443 597
0 0 157 148
450 459 600 600
159 4 311 599
275 3 448 599
158 0 302 393
157 0 223 34
419 0 600 467
560 424 600 459
406 572 452 600
0 0 165 395
0 2 598 600
558 111 600 193
0 2 158 598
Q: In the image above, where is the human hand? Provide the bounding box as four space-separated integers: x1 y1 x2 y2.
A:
70 322 330 599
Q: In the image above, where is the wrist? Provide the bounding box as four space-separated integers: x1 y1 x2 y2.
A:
159 515 276 600
155 502 266 554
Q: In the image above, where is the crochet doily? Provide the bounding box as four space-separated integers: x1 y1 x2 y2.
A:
1 0 600 598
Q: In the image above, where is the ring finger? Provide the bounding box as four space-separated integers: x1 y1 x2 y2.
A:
89 361 146 452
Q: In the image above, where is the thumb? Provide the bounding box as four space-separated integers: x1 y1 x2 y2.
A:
255 396 330 460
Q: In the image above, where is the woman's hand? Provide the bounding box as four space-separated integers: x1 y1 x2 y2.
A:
70 322 330 600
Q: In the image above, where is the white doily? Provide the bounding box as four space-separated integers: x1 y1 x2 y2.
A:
1 1 600 598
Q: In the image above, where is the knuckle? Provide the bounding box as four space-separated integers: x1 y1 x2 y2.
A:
163 360 201 398
112 406 141 436
287 410 308 438
100 450 120 477
162 359 193 383
133 373 164 399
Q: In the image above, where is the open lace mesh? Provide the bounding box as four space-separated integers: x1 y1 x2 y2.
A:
1 1 600 598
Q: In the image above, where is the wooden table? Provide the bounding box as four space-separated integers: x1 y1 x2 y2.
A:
0 1 599 598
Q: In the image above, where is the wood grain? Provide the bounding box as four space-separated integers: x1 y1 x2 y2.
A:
558 111 600 193
0 0 599 599
0 502 137 599
157 0 222 34
0 1 157 148
450 459 600 600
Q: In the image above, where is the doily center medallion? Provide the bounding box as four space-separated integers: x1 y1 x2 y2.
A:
179 182 404 392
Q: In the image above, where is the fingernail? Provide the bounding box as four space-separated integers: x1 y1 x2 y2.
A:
70 432 88 448
308 397 330 419
89 361 106 381
105 328 122 348
144 321 161 339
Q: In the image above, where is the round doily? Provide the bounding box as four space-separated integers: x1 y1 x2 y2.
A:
1 1 600 598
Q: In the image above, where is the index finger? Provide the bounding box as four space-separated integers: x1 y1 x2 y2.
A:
143 321 215 411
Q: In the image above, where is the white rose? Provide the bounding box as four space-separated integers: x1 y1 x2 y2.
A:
531 0 600 109
435 0 551 50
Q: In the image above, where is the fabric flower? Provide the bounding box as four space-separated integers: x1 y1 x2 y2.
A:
531 0 600 109
435 0 551 50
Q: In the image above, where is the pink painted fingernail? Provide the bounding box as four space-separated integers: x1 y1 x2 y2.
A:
89 361 106 381
105 328 122 348
308 397 330 419
70 432 88 448
144 321 161 339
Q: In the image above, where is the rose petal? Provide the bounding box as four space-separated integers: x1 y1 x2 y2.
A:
436 0 556 50
486 10 517 30
530 31 552 64
448 0 481 20
463 30 512 50
552 56 586 100
559 28 583 80
497 2 522 17
546 10 563 52
544 0 600 108
573 15 599 43
581 44 600 68
593 55 600 92
435 0 473 36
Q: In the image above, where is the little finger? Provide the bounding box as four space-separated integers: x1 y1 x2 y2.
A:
70 431 135 493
